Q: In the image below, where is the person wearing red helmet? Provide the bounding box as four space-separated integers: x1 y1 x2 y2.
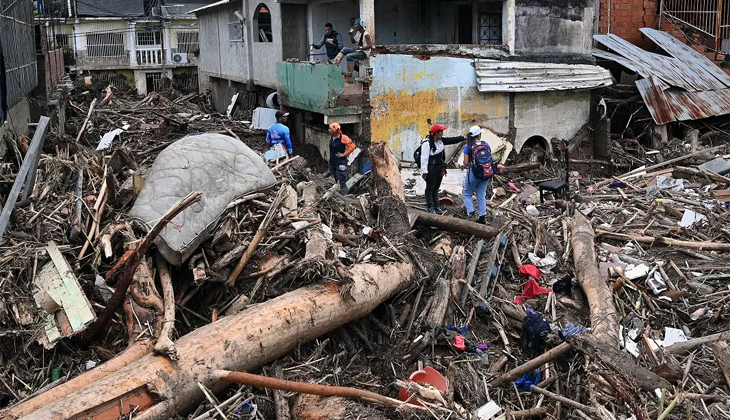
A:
419 124 465 214
328 123 356 195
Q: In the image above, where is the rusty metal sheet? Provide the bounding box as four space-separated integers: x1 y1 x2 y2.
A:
640 28 730 88
636 77 730 124
596 29 730 124
474 60 613 92
594 34 708 91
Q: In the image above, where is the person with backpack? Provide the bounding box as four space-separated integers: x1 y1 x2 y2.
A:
416 124 466 214
462 125 503 224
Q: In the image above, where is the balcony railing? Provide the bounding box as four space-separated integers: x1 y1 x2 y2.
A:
136 47 163 66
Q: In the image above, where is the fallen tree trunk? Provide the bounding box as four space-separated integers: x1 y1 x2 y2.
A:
570 213 619 342
596 229 730 252
3 262 413 420
712 341 730 391
408 209 499 239
370 143 410 235
566 333 671 391
6 339 154 418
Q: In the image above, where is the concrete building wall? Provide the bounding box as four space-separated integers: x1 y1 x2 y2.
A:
597 0 658 48
198 3 249 84
1 99 31 149
250 0 283 88
197 0 281 89
513 89 591 151
513 0 596 59
369 54 510 162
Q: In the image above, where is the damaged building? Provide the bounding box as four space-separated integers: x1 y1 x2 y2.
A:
0 0 38 148
40 0 205 95
194 0 613 164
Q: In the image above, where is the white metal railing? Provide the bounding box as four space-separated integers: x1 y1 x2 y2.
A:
661 0 718 37
136 48 163 66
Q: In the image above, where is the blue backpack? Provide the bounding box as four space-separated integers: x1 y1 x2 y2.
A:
470 142 496 179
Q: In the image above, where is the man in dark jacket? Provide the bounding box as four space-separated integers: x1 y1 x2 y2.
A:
311 23 343 61
328 123 356 195
419 124 465 214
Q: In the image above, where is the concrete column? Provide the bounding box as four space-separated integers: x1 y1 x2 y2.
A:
127 21 137 67
73 22 83 55
163 21 173 65
360 0 374 42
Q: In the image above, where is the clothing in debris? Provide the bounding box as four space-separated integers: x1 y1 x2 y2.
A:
312 29 343 60
521 311 552 350
266 122 292 155
519 264 542 281
515 370 542 391
514 279 552 304
328 123 355 195
420 124 465 212
552 274 573 295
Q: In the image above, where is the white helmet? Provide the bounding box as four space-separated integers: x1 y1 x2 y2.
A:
468 125 482 137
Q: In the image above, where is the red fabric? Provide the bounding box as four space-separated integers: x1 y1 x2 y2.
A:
519 264 542 280
514 279 552 304
453 335 466 351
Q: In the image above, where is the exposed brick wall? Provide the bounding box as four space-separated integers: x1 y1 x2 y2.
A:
598 0 658 48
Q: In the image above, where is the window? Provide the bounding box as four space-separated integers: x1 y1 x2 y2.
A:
254 3 272 42
478 2 503 45
136 29 162 46
86 32 126 58
55 34 70 48
176 31 199 54
229 8 243 41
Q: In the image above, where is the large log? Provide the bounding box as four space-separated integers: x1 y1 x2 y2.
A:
569 212 618 342
408 209 499 239
6 339 154 418
370 143 410 235
3 262 413 420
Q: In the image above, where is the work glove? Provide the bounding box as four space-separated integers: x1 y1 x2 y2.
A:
310 44 317 48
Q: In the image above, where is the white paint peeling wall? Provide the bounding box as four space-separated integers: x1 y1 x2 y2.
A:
369 54 510 162
513 89 591 152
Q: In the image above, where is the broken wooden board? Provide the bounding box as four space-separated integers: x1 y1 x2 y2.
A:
33 241 96 348
711 189 730 202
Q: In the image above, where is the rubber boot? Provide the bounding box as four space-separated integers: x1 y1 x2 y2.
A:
346 61 355 77
333 52 345 65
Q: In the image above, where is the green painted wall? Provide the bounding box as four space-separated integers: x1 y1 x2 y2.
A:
276 62 345 112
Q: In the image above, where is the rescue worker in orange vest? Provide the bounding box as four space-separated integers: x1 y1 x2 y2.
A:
328 123 356 195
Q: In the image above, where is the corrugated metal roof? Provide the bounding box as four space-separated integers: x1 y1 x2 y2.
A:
189 0 230 14
474 60 613 92
594 29 730 124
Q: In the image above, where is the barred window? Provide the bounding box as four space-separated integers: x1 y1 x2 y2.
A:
86 32 126 58
136 30 162 46
177 31 199 53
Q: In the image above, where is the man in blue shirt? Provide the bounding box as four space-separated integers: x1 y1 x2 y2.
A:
266 111 293 155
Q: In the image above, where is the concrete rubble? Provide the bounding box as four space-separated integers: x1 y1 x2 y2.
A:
3 65 730 420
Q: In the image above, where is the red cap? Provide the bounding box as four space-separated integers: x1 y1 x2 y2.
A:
429 124 448 134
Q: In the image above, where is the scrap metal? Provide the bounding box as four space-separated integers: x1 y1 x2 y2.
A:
594 28 730 124
475 60 614 92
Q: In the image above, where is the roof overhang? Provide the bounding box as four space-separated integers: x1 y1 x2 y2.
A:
475 60 614 93
188 0 231 14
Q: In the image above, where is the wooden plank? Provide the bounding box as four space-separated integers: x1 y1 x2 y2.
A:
0 116 50 238
34 241 96 346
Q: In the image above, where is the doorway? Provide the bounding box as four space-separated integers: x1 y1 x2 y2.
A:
281 4 308 61
457 4 473 44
